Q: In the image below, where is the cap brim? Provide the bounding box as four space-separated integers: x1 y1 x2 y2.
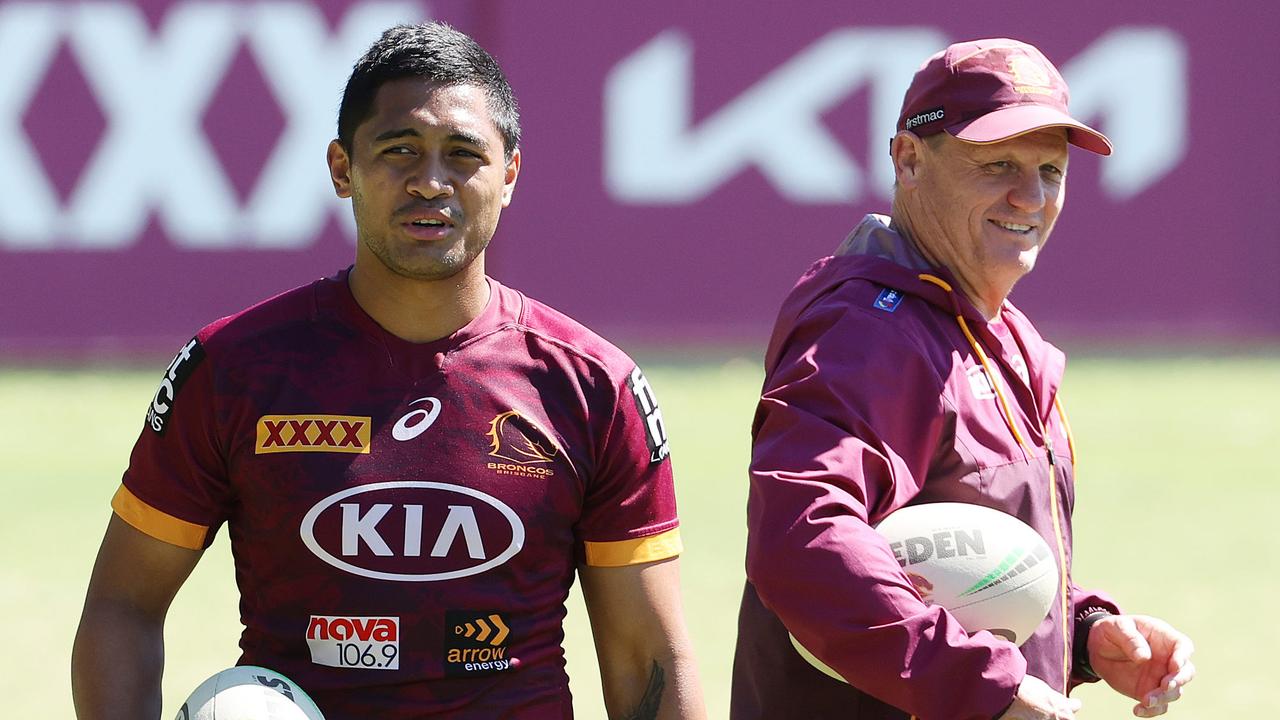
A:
948 104 1113 156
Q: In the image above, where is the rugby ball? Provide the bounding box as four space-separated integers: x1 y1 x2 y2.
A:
176 666 325 720
792 502 1058 681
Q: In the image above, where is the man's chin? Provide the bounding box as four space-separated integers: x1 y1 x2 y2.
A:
390 264 464 282
1002 247 1040 276
384 253 478 283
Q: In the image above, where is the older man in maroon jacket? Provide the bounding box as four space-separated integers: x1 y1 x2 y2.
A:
731 38 1195 720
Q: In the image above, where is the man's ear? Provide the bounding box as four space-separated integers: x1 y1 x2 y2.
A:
890 131 927 191
501 147 521 208
327 140 353 198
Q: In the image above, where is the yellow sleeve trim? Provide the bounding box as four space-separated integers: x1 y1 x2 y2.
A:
111 485 209 550
584 527 682 567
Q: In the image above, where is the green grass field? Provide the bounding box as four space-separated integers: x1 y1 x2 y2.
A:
3 353 1276 718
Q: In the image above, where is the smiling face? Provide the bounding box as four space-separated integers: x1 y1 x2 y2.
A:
892 128 1068 316
327 79 520 284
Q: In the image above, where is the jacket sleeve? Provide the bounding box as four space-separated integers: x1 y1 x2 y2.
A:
745 301 1025 720
1068 583 1122 687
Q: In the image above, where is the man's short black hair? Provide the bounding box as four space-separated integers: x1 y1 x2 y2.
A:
338 22 521 160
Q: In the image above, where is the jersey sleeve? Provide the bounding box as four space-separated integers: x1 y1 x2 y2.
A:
575 363 681 567
112 335 232 550
746 301 1024 720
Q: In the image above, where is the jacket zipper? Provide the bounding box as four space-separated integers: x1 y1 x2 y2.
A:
1043 434 1071 691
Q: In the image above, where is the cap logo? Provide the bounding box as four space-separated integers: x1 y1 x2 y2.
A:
904 106 945 131
1008 55 1053 96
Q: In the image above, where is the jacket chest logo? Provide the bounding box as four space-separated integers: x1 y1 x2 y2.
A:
966 365 998 401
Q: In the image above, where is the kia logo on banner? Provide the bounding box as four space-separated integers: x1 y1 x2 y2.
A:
604 27 1187 204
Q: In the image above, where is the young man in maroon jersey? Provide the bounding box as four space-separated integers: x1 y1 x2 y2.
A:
731 39 1194 720
72 23 705 720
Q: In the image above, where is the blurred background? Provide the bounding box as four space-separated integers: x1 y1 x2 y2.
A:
2 0 1277 717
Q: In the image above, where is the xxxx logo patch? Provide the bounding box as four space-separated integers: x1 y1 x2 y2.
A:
255 415 372 454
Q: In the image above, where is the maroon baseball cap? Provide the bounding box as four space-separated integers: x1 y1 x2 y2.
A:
896 38 1112 155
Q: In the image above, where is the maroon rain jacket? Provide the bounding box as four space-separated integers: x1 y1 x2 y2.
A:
731 215 1118 720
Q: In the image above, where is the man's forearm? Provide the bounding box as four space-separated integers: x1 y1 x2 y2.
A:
72 600 166 720
620 660 665 720
657 652 707 720
607 650 705 720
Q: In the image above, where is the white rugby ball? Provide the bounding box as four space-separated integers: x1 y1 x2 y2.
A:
792 502 1058 681
176 666 325 720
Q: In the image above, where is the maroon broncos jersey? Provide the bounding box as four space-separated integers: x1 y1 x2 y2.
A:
112 270 681 719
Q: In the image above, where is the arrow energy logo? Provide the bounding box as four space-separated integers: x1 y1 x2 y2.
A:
445 610 514 676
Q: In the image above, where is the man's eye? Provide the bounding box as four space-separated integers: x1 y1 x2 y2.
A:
384 146 414 156
1041 164 1064 177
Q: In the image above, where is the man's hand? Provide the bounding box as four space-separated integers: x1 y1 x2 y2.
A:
1088 614 1195 718
998 674 1081 719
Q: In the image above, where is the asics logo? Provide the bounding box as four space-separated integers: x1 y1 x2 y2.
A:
393 397 441 441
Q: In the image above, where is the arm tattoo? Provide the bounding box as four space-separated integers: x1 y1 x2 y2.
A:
622 660 666 720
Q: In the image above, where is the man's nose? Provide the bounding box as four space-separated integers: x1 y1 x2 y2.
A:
1007 168 1049 212
407 157 454 199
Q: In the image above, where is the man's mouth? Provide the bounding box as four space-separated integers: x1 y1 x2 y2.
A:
990 219 1034 234
401 212 455 240
400 206 456 229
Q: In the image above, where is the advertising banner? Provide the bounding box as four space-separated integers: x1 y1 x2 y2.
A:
2 0 1276 356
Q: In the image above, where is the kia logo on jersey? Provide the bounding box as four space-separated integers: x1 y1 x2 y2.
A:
300 482 526 582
